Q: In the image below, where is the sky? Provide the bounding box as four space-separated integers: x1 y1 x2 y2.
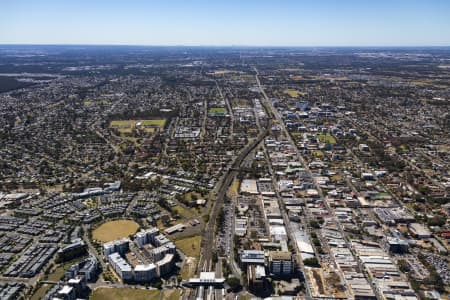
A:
0 0 449 46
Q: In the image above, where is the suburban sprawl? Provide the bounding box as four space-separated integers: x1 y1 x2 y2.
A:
0 45 449 300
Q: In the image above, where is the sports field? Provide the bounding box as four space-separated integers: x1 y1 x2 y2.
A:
317 133 336 144
91 288 159 300
208 107 227 114
110 119 166 133
283 89 301 97
139 119 166 126
92 220 140 242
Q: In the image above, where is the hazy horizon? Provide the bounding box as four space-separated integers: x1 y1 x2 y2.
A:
1 44 450 49
1 0 450 47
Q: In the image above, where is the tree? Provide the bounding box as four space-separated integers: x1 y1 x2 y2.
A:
226 277 242 292
212 251 218 264
151 278 163 289
303 257 320 268
203 214 209 223
397 259 410 273
427 215 446 227
410 279 420 291
309 220 320 229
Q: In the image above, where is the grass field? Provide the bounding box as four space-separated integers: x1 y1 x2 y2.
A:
119 128 133 133
91 288 159 300
317 134 336 144
110 120 134 127
110 120 135 134
173 205 197 219
174 235 202 259
48 257 88 281
313 150 324 157
227 178 240 197
139 119 166 127
164 289 181 300
31 284 51 300
239 294 252 300
331 175 342 182
110 119 166 134
208 107 227 114
92 220 139 242
180 257 196 280
46 265 66 282
283 89 306 98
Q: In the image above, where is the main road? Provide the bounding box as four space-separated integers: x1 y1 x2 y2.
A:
254 68 314 299
254 67 378 299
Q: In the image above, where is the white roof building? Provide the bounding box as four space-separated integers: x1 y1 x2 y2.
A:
240 179 258 194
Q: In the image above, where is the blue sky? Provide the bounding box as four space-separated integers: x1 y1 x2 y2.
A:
0 0 449 46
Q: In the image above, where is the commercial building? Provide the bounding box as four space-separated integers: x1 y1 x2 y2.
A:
134 263 157 282
154 234 171 247
248 264 266 292
67 277 86 296
149 242 176 261
164 223 186 235
57 238 87 262
386 237 409 254
374 208 415 225
240 179 259 195
78 256 99 282
108 252 133 281
65 256 98 282
103 238 130 256
408 223 432 239
352 241 417 300
240 250 265 267
56 285 76 300
293 230 315 259
235 217 248 237
269 251 293 277
135 228 159 248
156 253 175 276
102 227 177 283
58 285 76 300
